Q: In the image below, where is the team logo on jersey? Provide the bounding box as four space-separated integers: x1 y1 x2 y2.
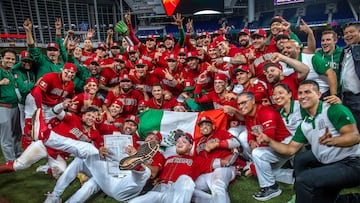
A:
39 81 48 89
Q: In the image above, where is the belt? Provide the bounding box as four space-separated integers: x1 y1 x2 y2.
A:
0 103 12 108
343 92 360 96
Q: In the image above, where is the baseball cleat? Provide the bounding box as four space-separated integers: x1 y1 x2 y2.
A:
119 141 159 170
0 161 14 173
43 192 61 203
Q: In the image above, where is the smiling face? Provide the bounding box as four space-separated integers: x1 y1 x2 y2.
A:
82 111 97 127
270 21 282 36
187 58 199 70
86 81 98 95
321 33 337 54
281 40 299 59
46 48 60 62
252 36 266 50
83 39 93 51
109 103 123 117
238 34 250 47
273 85 292 107
235 71 251 86
61 69 76 82
1 51 16 69
175 136 192 155
217 41 229 56
265 66 281 84
214 79 227 94
343 24 360 46
123 120 138 135
237 94 256 116
73 47 83 59
298 83 321 111
199 121 214 137
152 85 163 100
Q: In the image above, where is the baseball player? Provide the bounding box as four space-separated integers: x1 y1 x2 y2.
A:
129 130 234 203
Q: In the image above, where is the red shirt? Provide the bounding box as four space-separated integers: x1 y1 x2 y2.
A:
68 93 103 115
152 67 185 97
242 80 268 104
33 72 74 106
267 72 299 101
96 114 125 135
252 44 278 81
196 130 234 160
104 89 144 116
130 72 160 95
158 154 213 183
245 104 290 145
147 96 178 111
183 62 213 92
99 67 123 88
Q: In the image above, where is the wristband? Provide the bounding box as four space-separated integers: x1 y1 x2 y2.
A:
223 57 231 63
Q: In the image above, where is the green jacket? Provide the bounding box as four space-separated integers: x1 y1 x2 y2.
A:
12 63 36 104
0 66 18 107
28 38 66 80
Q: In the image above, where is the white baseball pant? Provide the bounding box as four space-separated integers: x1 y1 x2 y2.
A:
193 167 235 203
129 175 195 203
228 125 251 161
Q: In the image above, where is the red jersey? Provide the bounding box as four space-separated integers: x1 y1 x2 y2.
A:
252 44 278 82
33 72 75 106
96 114 125 135
267 72 299 101
147 96 178 111
242 80 268 104
130 72 160 95
158 154 213 183
68 93 103 115
194 86 237 109
104 89 144 116
183 62 213 92
145 151 165 171
139 44 156 71
196 130 234 160
152 67 185 97
245 104 290 146
99 67 123 88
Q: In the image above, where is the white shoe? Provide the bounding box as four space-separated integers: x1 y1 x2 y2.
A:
36 164 50 173
44 193 61 203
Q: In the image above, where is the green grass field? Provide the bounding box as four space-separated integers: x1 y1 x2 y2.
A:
0 153 359 203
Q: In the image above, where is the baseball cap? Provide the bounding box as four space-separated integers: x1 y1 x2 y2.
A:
177 47 187 55
212 30 221 37
263 61 283 72
157 42 166 48
138 100 148 107
97 43 107 51
186 51 201 60
233 65 251 75
146 35 156 41
208 42 217 50
173 102 186 111
270 15 284 25
85 77 98 85
47 42 59 50
110 42 120 49
146 130 162 143
135 59 147 66
120 74 132 82
251 29 267 38
114 54 126 62
274 31 290 41
167 54 177 61
174 130 193 145
125 115 140 126
214 73 228 82
197 116 214 126
183 78 195 92
164 34 174 41
63 63 77 72
239 28 250 36
112 100 123 108
127 46 139 53
201 32 210 38
213 35 227 44
20 50 32 62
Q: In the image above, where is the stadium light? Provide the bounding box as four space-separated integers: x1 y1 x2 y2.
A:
194 10 222 15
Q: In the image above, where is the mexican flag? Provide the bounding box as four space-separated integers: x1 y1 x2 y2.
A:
138 109 227 157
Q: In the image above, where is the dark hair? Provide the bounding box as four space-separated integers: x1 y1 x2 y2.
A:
343 22 360 31
1 48 16 57
238 91 255 100
299 80 320 92
273 83 292 94
152 83 163 89
83 105 100 113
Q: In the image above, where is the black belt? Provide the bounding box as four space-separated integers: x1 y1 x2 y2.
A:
343 92 360 96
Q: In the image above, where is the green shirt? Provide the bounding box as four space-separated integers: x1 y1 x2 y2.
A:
12 63 36 104
0 67 18 107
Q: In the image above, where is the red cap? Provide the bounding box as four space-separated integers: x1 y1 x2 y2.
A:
212 30 221 36
233 65 250 74
20 50 32 61
173 102 186 111
183 78 195 91
239 28 250 36
263 61 283 71
97 43 107 51
214 35 227 44
120 74 132 81
157 42 166 48
167 54 177 61
201 31 210 37
146 35 156 41
214 73 228 82
127 46 139 53
114 54 126 62
63 63 77 72
208 42 217 50
138 100 148 106
164 34 174 40
86 77 98 85
135 59 148 66
174 131 193 144
125 115 139 126
251 29 267 38
112 100 123 108
197 116 214 126
178 47 188 55
147 130 162 143
186 51 200 60
110 42 120 48
47 42 59 50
